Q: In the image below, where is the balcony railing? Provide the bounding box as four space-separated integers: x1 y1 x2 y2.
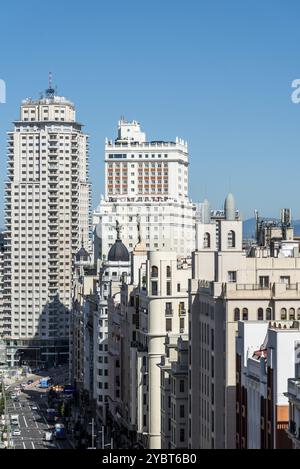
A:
165 309 173 316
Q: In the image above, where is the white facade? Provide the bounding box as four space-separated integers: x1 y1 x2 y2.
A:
117 250 190 449
2 87 91 366
237 320 300 449
286 378 300 448
93 119 195 259
93 252 131 421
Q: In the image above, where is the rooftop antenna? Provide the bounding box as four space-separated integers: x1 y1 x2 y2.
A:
46 72 55 99
254 209 259 242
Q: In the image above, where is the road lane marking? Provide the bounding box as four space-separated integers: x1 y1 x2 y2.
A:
23 416 28 428
23 442 26 449
31 441 35 449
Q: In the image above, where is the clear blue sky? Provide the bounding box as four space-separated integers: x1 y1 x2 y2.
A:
0 0 300 225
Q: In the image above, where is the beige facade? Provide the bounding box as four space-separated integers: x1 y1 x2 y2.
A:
160 335 189 449
70 249 97 392
113 247 190 449
189 196 300 448
3 88 91 367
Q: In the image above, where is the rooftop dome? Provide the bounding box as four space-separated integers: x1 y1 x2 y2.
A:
108 239 129 262
224 193 235 221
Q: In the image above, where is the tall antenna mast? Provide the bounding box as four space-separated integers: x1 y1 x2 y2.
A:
46 72 55 99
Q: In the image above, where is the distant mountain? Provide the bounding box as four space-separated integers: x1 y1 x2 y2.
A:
243 218 300 239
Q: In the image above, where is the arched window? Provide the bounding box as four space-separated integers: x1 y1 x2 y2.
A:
242 308 248 321
234 308 240 321
204 232 211 249
166 266 171 277
266 308 272 321
289 308 295 320
228 230 236 248
281 308 287 320
297 308 300 320
151 266 158 278
257 308 264 321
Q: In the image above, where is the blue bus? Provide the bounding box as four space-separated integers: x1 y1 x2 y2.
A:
39 377 52 388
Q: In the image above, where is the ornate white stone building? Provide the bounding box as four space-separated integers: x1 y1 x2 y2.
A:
93 224 131 422
93 119 195 260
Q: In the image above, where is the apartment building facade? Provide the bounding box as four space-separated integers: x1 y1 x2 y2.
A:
2 85 91 367
189 196 300 448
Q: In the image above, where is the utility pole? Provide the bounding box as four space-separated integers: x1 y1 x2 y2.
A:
91 418 95 449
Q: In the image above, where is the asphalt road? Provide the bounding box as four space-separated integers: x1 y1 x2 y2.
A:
6 369 74 450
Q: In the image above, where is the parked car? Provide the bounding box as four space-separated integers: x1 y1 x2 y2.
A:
12 429 21 436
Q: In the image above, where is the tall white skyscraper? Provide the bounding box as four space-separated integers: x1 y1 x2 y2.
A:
93 119 195 259
1 82 91 367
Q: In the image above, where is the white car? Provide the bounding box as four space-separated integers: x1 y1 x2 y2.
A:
12 430 21 436
31 405 38 411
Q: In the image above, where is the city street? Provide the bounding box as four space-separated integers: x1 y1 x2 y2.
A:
5 367 74 450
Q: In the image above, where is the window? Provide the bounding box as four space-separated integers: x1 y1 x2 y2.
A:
204 232 211 249
177 283 181 292
234 308 240 321
151 266 158 278
151 281 158 296
257 308 264 321
179 380 185 393
166 318 172 332
179 302 185 315
166 281 171 296
228 271 237 283
242 308 248 321
289 308 295 320
180 405 185 418
228 230 236 248
180 318 185 333
297 308 300 320
281 308 287 320
266 308 272 320
166 266 171 277
165 302 172 315
259 276 269 288
180 428 185 442
280 276 290 285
